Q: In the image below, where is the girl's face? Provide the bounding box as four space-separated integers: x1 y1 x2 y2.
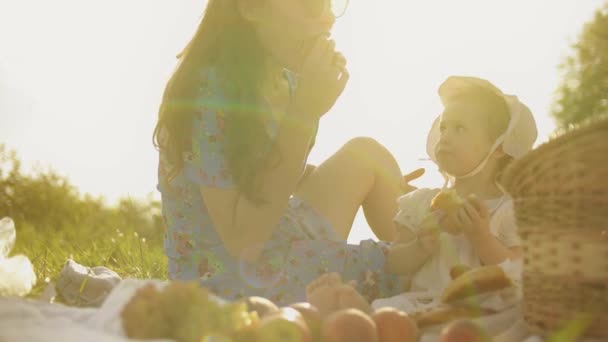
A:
436 100 498 177
243 0 341 70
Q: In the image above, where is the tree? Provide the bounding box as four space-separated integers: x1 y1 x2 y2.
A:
552 4 608 129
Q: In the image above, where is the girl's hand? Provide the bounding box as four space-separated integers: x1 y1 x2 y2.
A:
401 168 425 194
453 195 492 241
290 36 349 119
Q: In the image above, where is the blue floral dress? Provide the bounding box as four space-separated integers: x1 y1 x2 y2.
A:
157 68 401 306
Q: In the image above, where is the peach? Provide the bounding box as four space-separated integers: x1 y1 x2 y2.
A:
439 319 492 342
371 307 418 342
321 309 378 342
289 302 323 341
244 296 279 318
257 307 312 342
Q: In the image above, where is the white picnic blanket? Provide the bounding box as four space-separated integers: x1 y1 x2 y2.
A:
0 279 172 342
1 278 606 342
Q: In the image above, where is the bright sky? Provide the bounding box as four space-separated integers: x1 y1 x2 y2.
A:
0 0 604 243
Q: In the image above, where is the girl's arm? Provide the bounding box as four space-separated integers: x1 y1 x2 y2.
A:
469 231 522 265
387 223 438 275
386 238 433 275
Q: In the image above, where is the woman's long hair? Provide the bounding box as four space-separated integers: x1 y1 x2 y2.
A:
153 0 275 203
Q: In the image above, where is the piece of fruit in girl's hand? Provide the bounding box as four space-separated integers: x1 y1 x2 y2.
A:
244 296 280 318
431 189 465 211
289 302 322 342
321 309 379 342
371 307 418 342
439 319 492 342
431 189 465 234
257 307 312 342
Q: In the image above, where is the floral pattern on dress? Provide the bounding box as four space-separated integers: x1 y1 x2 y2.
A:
157 68 401 306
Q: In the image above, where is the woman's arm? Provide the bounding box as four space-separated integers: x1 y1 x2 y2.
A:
201 37 349 261
297 164 317 187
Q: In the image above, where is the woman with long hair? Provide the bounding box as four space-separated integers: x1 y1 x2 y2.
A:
153 0 420 305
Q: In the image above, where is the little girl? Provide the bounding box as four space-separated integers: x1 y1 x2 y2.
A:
306 75 538 316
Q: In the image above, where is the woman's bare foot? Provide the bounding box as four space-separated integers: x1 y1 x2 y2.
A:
306 273 342 317
336 281 372 314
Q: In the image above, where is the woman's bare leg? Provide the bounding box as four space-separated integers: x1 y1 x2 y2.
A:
295 137 403 241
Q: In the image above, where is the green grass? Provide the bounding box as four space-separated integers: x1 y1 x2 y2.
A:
12 221 167 299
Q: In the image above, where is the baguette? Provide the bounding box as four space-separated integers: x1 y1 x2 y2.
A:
441 265 512 303
412 306 496 329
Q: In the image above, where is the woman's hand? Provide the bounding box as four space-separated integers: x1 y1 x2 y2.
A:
290 36 349 119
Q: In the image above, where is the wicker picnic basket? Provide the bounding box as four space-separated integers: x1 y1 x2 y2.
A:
502 117 608 338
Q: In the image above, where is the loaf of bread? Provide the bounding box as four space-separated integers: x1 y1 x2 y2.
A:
412 306 496 329
441 265 513 304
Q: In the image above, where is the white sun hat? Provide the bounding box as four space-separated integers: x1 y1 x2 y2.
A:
426 76 538 180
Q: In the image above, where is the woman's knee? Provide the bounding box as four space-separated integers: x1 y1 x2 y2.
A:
341 136 388 156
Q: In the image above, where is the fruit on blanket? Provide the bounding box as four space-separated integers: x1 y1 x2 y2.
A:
244 296 280 318
289 302 322 341
231 324 260 342
121 284 172 339
439 319 492 342
257 307 312 342
371 307 418 342
200 334 233 342
121 281 258 342
449 264 472 280
441 265 512 303
321 309 379 342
